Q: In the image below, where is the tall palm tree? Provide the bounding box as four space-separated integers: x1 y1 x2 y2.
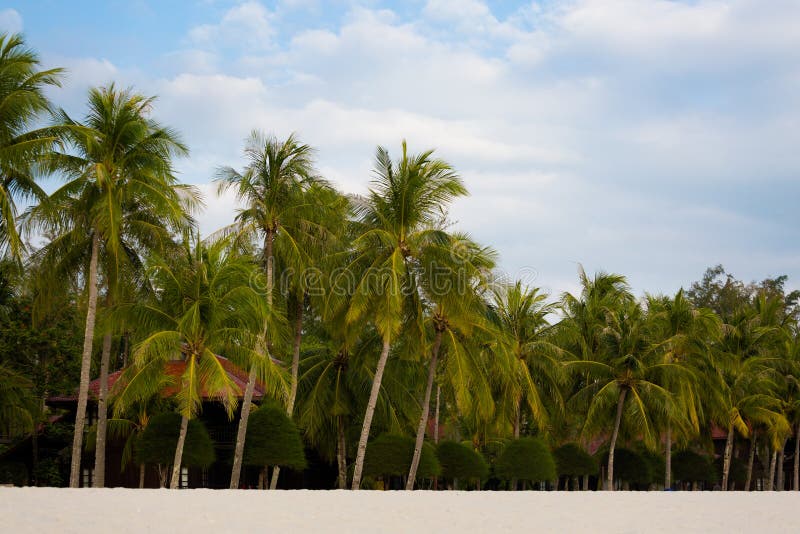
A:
344 141 467 490
113 235 284 488
488 281 562 440
215 131 334 489
0 33 62 259
406 233 496 489
30 84 194 487
646 290 720 488
565 290 672 491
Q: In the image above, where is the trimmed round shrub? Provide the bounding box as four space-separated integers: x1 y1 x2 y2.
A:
673 450 717 484
554 443 598 477
436 441 489 481
495 437 556 483
0 460 28 486
600 447 652 486
714 456 745 484
137 413 215 468
243 404 307 470
363 434 440 479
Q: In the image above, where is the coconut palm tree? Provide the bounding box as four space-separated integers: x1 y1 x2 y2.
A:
566 298 673 491
406 233 496 489
0 33 62 259
646 290 720 488
112 235 284 488
215 131 335 489
345 141 467 490
29 84 195 487
488 281 562 440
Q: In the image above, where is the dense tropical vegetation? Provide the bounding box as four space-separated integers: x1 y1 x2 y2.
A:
2 33 800 492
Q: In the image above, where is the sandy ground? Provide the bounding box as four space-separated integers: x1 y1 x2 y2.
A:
1 488 797 533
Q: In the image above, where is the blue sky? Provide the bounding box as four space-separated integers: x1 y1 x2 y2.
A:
2 0 799 297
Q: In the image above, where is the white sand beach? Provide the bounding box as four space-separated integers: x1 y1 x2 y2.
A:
1 488 797 534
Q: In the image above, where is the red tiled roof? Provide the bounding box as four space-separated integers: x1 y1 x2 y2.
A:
48 355 265 403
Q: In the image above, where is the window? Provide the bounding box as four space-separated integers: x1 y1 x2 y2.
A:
179 467 189 489
81 468 93 488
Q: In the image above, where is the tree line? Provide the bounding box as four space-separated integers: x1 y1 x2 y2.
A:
1 32 799 491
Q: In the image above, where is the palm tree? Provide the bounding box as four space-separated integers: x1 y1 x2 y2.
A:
565 290 672 490
406 233 496 489
646 290 720 488
113 235 284 488
215 131 334 489
29 85 194 487
345 141 467 490
0 33 62 259
489 281 562 439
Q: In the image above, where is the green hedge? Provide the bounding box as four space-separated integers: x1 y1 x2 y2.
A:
495 437 556 482
553 443 598 477
243 404 306 470
136 413 215 468
436 441 489 481
363 434 440 479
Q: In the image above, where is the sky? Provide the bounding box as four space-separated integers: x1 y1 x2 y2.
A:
2 0 799 297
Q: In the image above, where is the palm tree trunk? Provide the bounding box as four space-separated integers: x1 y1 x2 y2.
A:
768 448 777 491
606 387 628 491
745 434 756 491
777 438 787 491
92 330 112 487
351 338 391 490
269 295 305 490
169 414 189 489
664 422 671 490
139 463 145 488
230 366 258 489
337 415 347 489
794 424 799 491
406 329 443 490
434 385 440 444
582 475 588 491
721 426 735 491
69 232 101 488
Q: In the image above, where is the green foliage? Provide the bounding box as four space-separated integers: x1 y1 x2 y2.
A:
672 450 717 483
436 441 489 481
0 460 28 486
599 447 653 486
33 457 63 486
495 437 556 482
136 412 215 468
243 404 306 470
363 434 440 479
553 443 598 477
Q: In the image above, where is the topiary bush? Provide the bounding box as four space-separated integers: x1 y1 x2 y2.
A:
243 404 307 470
553 443 598 477
599 447 653 487
363 434 440 480
495 437 556 483
673 450 717 484
436 441 489 483
136 413 216 469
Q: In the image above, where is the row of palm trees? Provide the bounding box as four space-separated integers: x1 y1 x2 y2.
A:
2 32 798 491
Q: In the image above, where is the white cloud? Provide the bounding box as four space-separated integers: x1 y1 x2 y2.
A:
37 1 800 295
0 8 22 33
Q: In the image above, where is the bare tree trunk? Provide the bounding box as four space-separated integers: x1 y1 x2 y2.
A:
406 329 442 490
270 295 305 490
745 434 756 491
169 415 189 489
157 465 166 488
768 448 777 491
230 366 258 489
93 330 112 487
794 424 799 491
721 426 735 491
69 232 101 488
434 385 440 444
606 388 628 491
664 422 671 490
257 467 265 490
337 415 347 489
777 438 787 491
139 464 145 488
582 475 588 491
351 338 391 490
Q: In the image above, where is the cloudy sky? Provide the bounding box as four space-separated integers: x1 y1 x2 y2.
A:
3 0 799 297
